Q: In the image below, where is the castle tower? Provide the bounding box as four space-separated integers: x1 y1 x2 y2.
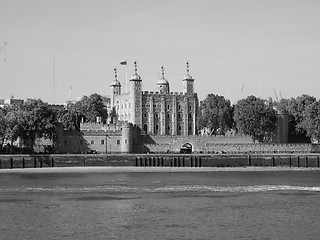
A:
121 122 132 153
110 67 121 108
130 61 142 127
182 61 194 94
157 66 170 94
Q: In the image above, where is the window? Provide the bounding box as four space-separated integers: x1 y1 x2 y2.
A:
144 112 148 118
178 126 182 131
117 140 120 145
155 125 159 131
143 124 148 133
101 140 105 145
91 140 94 145
153 104 156 108
167 113 170 119
189 113 192 119
125 139 127 144
178 105 181 110
167 104 170 110
189 104 192 110
155 113 159 118
168 126 170 131
178 112 182 119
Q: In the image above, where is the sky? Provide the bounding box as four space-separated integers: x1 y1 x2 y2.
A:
0 0 319 104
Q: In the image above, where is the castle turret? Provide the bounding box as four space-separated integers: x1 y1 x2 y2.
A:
157 66 170 94
182 61 194 94
121 122 132 153
130 61 142 128
110 67 121 108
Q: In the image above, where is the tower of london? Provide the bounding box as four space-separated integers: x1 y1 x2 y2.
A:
109 61 199 136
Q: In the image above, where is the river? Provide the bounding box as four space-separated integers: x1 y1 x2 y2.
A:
0 167 320 239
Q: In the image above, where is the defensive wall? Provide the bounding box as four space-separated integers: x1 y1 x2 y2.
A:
136 135 315 154
1 153 320 169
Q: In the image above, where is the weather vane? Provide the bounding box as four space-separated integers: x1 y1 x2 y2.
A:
114 67 117 79
134 60 138 73
186 61 189 74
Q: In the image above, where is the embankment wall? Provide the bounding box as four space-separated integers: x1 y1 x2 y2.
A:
0 154 320 169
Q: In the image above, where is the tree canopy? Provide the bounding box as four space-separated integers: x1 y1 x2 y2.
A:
234 95 277 143
302 100 320 143
197 94 234 135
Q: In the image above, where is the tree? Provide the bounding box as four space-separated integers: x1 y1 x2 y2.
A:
234 95 277 143
287 94 316 133
3 109 25 152
197 94 234 135
19 99 57 149
302 100 320 143
59 93 108 130
0 108 7 150
78 93 108 123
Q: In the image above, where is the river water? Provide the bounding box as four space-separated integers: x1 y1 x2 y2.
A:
1 168 320 240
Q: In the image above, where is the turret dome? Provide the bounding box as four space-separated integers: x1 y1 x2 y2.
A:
130 61 142 81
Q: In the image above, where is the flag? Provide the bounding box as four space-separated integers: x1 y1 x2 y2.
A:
120 61 127 65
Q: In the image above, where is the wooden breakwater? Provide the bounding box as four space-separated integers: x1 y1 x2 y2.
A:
0 154 320 169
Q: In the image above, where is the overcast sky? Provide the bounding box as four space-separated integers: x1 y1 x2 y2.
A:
1 0 319 104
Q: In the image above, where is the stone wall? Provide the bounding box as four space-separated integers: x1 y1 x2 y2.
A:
1 153 320 169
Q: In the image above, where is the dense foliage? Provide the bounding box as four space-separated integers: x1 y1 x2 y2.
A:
234 95 277 143
197 94 234 135
0 93 108 152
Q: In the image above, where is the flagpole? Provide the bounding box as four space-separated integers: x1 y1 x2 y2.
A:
125 60 128 93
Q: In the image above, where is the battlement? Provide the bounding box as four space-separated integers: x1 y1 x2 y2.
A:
142 91 196 97
80 121 135 132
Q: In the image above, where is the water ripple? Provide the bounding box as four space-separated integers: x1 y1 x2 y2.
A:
0 185 319 193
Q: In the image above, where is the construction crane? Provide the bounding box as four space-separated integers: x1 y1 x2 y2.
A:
0 42 7 62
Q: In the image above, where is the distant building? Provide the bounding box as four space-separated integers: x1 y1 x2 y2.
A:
0 97 24 108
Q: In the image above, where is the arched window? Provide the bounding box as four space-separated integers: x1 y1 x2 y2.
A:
144 112 148 118
143 124 148 134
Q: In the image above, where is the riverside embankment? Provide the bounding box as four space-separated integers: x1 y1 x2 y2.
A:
1 153 320 169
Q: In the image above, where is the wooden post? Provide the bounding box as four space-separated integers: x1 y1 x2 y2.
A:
22 158 25 168
272 156 275 167
306 156 308 168
289 155 291 167
248 155 251 166
34 158 37 168
297 156 300 168
10 158 13 169
51 157 54 167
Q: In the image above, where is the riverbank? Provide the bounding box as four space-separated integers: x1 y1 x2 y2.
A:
0 153 320 169
1 166 320 174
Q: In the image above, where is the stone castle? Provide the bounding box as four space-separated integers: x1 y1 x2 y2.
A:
55 61 289 154
109 61 198 136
